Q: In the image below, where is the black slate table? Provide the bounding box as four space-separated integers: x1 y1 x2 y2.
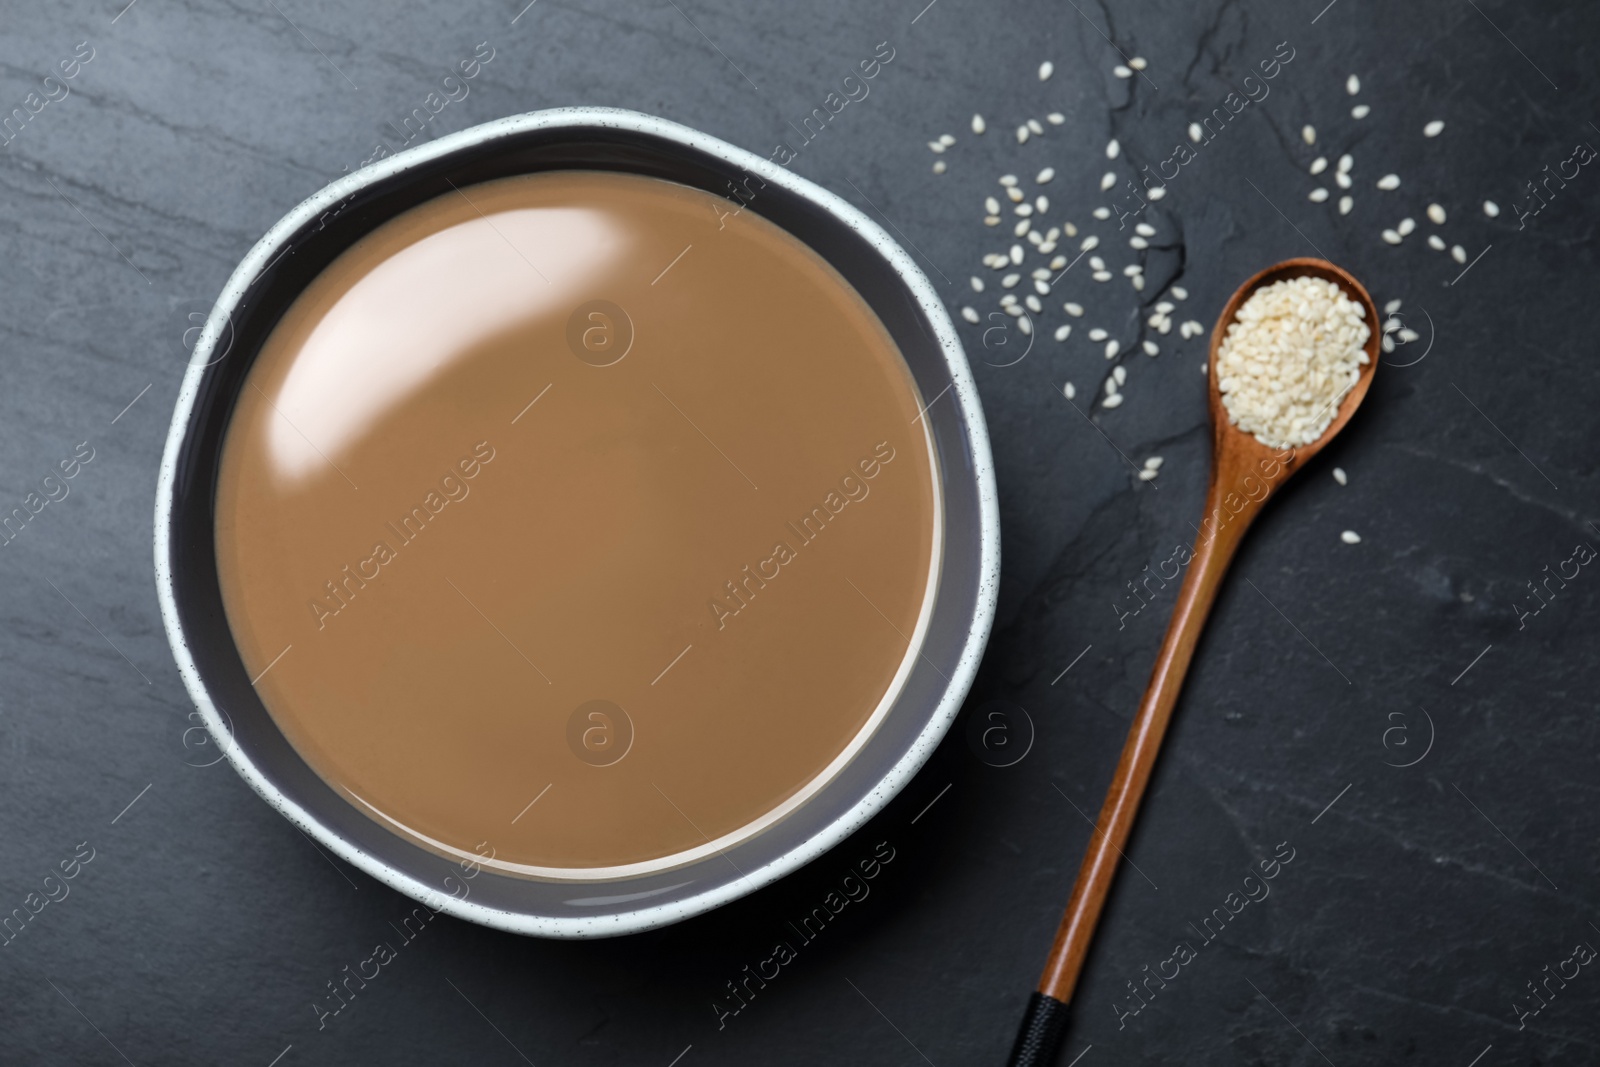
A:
2 1 1597 1064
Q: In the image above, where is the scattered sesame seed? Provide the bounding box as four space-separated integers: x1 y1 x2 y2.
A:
1015 220 1032 237
1377 174 1401 190
999 174 1019 186
1064 302 1084 317
1093 270 1112 282
1007 186 1025 203
972 114 986 135
1107 138 1121 159
1113 365 1127 385
1399 328 1418 343
1137 468 1158 481
1129 57 1148 70
1028 119 1044 135
1100 171 1117 191
1171 287 1188 300
1427 235 1446 251
1017 317 1033 335
1105 378 1118 396
1039 61 1054 81
932 161 946 174
928 141 945 154
1113 65 1132 78
1397 217 1416 236
1143 340 1159 356
961 306 979 323
1055 325 1072 341
1016 126 1030 144
1338 196 1354 215
1423 120 1445 137
1135 223 1156 238
970 277 985 292
1188 122 1204 143
1123 264 1142 277
1001 273 1021 288
1036 167 1055 184
1080 235 1100 252
1302 125 1316 145
1047 112 1066 125
1049 255 1067 270
1010 245 1024 264
1483 200 1500 217
1105 339 1121 358
1381 229 1402 245
1033 281 1049 296
1130 236 1149 250
1103 393 1124 408
1340 530 1361 544
1451 244 1467 263
1310 157 1328 175
1384 299 1401 314
1035 195 1049 211
1148 186 1166 200
1089 328 1108 341
1309 188 1330 202
1336 172 1352 190
1338 154 1354 173
1032 268 1051 280
939 133 956 146
1332 466 1347 485
1089 255 1105 271
1063 382 1076 399
1346 74 1360 95
1026 295 1043 312
1092 206 1112 220
1200 362 1207 375
1427 203 1446 225
1351 104 1371 119
1144 455 1163 469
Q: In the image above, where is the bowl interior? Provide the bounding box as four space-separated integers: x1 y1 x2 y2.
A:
162 111 992 935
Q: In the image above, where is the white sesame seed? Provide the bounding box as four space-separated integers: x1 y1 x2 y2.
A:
1427 234 1446 251
1015 204 1034 217
1088 328 1108 342
1335 171 1352 190
1381 332 1394 353
1000 174 1019 186
1039 60 1054 80
961 306 979 323
932 161 946 174
1055 325 1072 341
1026 295 1043 312
972 114 986 135
939 134 956 146
1384 299 1401 314
1028 119 1044 135
1100 171 1117 191
1346 74 1360 95
1105 377 1118 396
1382 316 1401 334
1451 244 1467 263
1092 207 1112 220
1143 340 1159 356
1156 301 1174 314
1144 455 1163 469
1080 235 1100 252
1399 328 1419 342
1340 530 1361 544
1063 382 1076 399
1113 365 1127 385
1137 467 1158 481
970 277 985 293
1105 339 1121 358
1338 153 1354 173
1049 255 1067 270
1107 138 1121 159
1423 120 1445 137
1089 255 1105 271
1158 318 1172 335
1351 104 1371 119
1064 303 1084 317
1135 223 1156 238
1483 200 1500 217
1002 273 1021 288
1338 195 1353 215
1381 229 1402 245
1397 217 1416 236
1200 362 1207 375
1017 317 1032 335
1032 268 1051 280
1113 65 1132 78
1103 393 1124 407
1332 466 1347 485
1148 186 1166 200
1309 188 1330 202
1171 287 1188 300
1010 245 1024 264
1310 157 1328 175
928 141 945 153
1123 264 1143 277
1033 281 1050 296
1302 125 1316 145
1016 126 1030 144
1377 173 1400 190
1036 167 1056 184
1188 122 1204 143
1129 56 1147 70
1016 220 1033 238
1036 196 1049 212
1047 112 1066 125
985 197 1000 215
1007 186 1025 203
1093 270 1112 282
1427 203 1446 225
1130 236 1149 250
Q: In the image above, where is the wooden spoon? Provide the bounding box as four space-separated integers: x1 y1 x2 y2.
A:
1006 258 1380 1066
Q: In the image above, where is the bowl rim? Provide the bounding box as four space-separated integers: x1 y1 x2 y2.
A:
153 106 1000 937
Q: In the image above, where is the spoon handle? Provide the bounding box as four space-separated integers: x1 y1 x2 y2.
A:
1006 476 1262 1066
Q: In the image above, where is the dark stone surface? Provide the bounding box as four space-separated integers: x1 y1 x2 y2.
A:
1 1 1597 1064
